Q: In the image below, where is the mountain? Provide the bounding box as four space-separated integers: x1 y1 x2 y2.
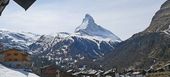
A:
145 0 170 33
101 0 170 71
0 64 39 77
0 29 40 51
75 14 121 42
30 14 121 70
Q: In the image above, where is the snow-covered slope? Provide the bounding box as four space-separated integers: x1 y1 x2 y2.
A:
0 64 39 77
30 14 121 70
0 29 40 50
75 14 121 42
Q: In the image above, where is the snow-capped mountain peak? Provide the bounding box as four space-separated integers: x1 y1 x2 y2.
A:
75 14 121 42
0 29 40 50
83 14 95 24
75 14 95 31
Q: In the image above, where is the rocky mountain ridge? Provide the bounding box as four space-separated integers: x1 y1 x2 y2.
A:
101 0 170 71
0 29 40 51
145 0 170 33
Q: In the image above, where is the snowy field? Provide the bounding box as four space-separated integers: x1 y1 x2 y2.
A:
0 64 39 77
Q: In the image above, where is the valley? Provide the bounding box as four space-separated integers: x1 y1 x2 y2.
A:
0 0 170 77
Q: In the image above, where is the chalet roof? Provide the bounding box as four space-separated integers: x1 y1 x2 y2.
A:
155 67 164 71
13 0 36 10
40 64 65 72
95 70 104 75
0 0 36 16
72 69 103 75
132 72 141 75
154 63 170 71
72 72 81 76
67 69 74 73
82 69 97 75
164 63 170 67
104 69 116 75
0 48 30 55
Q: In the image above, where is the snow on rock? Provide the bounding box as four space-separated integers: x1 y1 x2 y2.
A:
75 14 121 42
51 32 70 38
0 29 40 45
163 25 170 34
0 29 40 51
21 32 41 43
0 64 39 77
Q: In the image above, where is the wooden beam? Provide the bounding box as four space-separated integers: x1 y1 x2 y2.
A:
13 0 36 10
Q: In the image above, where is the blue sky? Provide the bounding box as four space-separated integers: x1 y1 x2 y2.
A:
0 0 166 40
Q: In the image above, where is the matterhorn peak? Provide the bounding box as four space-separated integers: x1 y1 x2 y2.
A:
75 14 121 42
75 14 97 33
83 14 95 23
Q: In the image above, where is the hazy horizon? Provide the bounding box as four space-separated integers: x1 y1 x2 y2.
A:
0 0 166 40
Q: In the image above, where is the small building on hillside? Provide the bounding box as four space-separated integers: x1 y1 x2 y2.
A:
131 71 145 77
103 69 119 77
0 49 31 68
146 67 155 73
154 63 170 72
40 64 73 77
155 67 165 72
164 63 170 71
73 69 103 77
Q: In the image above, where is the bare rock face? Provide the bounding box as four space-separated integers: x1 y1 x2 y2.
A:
145 0 170 32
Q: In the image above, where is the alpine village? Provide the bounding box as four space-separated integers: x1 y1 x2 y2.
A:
0 0 170 77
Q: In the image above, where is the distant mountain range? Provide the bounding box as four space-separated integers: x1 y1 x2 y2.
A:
0 30 40 51
0 14 121 70
30 14 121 69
